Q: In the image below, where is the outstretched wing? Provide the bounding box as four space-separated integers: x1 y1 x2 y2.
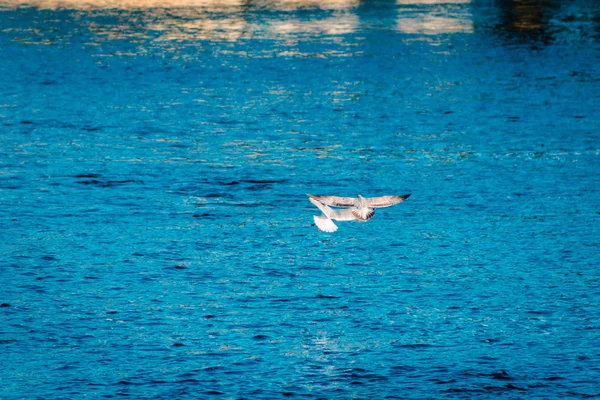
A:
307 194 357 207
366 194 411 208
313 215 338 232
308 197 333 218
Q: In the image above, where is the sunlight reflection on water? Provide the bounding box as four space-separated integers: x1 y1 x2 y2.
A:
2 0 597 48
1 0 475 42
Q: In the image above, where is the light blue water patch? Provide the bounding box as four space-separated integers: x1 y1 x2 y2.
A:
1 0 599 398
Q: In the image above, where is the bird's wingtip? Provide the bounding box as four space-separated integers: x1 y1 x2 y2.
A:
314 215 338 232
401 194 411 200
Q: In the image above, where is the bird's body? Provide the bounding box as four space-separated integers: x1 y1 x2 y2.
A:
309 197 356 232
308 193 410 232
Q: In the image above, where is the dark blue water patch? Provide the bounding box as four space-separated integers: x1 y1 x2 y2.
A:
74 173 102 179
75 179 140 187
81 126 104 132
565 391 600 398
314 294 339 299
202 193 234 199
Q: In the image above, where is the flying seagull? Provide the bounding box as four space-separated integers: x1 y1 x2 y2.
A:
309 196 357 232
308 193 411 232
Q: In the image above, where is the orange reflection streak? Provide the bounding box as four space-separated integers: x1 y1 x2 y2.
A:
0 0 243 9
0 0 361 42
0 0 478 45
259 0 358 10
396 0 473 34
0 0 358 10
397 15 473 34
268 13 359 37
142 8 250 42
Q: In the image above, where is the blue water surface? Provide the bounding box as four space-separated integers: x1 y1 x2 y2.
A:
1 0 599 398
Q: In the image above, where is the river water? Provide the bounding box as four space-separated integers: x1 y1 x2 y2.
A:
1 0 599 398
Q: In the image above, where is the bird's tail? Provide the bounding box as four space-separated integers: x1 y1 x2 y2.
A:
313 215 338 232
352 207 375 221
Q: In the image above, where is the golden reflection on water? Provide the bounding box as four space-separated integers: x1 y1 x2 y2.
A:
143 8 250 42
0 0 478 45
84 9 360 43
0 0 358 10
396 0 473 35
268 13 359 37
397 14 473 35
1 0 589 42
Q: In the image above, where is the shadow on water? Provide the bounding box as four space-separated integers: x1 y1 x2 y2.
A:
498 0 551 38
490 0 600 44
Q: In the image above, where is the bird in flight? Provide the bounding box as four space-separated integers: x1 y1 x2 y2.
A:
308 193 410 232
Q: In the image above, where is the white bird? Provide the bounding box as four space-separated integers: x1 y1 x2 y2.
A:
308 193 411 232
309 197 357 232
